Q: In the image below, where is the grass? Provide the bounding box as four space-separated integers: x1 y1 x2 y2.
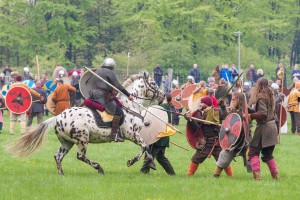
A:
0 112 300 200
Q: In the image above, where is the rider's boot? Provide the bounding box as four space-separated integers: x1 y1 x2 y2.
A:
111 115 124 142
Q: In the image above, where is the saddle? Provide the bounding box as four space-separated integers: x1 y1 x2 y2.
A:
83 99 124 127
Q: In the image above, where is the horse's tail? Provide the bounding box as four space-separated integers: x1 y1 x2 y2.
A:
6 116 57 157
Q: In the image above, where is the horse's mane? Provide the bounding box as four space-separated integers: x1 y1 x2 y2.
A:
123 73 144 88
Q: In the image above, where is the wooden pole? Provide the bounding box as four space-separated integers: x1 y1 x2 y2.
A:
278 67 284 143
170 141 189 151
126 52 130 77
35 48 40 80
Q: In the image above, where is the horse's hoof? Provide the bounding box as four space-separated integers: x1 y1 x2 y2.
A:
149 162 156 170
127 159 132 167
98 169 105 175
58 171 64 175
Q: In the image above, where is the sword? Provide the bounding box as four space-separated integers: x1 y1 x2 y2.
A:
84 67 182 134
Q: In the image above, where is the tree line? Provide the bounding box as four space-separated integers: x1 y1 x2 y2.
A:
0 0 299 81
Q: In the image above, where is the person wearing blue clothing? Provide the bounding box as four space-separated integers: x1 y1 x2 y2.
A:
220 64 232 83
291 64 300 80
231 64 239 83
153 63 163 87
163 75 170 93
189 64 200 83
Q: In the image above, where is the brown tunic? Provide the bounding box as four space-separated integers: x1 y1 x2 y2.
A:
52 84 76 116
250 98 278 148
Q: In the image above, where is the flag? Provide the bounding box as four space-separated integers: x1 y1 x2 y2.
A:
156 124 177 138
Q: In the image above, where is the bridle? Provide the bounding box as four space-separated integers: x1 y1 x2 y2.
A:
132 73 163 102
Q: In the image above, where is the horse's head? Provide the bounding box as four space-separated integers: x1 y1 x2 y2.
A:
141 72 165 102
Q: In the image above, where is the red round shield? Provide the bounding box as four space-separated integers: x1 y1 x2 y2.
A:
219 113 242 150
186 110 204 149
277 104 287 127
181 84 197 109
5 86 32 114
170 89 183 109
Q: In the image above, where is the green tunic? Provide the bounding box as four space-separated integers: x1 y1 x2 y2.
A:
153 103 171 147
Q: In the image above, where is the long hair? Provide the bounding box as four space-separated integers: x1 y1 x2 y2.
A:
249 77 275 110
231 92 244 112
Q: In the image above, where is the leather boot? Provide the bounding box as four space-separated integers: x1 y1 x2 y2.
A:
187 162 199 176
224 165 234 177
214 166 223 178
253 171 261 180
111 115 124 142
10 121 16 135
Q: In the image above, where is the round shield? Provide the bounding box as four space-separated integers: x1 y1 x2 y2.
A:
277 104 287 127
170 89 183 109
242 93 249 139
181 84 197 109
139 105 168 145
5 86 32 114
79 68 97 99
1 84 10 97
43 80 57 93
185 110 204 149
219 113 242 150
22 80 36 88
45 93 56 115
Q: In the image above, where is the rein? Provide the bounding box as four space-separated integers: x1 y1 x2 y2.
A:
131 75 161 102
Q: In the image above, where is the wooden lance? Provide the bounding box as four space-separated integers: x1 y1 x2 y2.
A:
84 67 182 134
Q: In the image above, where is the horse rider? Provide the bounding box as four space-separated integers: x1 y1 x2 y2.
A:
89 58 134 142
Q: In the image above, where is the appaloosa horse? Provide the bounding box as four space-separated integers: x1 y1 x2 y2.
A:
7 72 165 175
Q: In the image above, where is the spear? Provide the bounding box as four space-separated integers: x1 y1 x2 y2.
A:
84 67 182 134
151 106 221 126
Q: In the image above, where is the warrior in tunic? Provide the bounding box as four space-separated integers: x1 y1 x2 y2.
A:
89 58 133 142
185 96 228 176
214 93 252 177
248 77 279 180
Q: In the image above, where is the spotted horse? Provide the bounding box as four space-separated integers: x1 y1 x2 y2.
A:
7 72 165 175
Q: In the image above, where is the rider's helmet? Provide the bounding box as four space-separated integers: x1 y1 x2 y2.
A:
102 58 115 69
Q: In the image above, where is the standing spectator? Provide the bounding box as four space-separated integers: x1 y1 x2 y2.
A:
211 66 221 84
70 71 82 106
27 81 48 127
287 82 300 134
246 64 254 87
275 63 286 88
256 69 264 80
231 64 239 83
2 64 12 84
189 63 200 83
291 64 300 80
9 75 44 135
52 64 68 80
0 94 5 134
153 63 163 87
220 64 232 83
163 75 169 93
52 79 76 116
0 73 5 89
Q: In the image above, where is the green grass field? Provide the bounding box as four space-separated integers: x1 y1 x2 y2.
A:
1 112 300 200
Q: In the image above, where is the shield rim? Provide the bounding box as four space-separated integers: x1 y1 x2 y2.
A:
219 113 242 150
181 84 197 109
79 68 97 99
185 110 204 149
5 86 32 114
171 88 183 109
